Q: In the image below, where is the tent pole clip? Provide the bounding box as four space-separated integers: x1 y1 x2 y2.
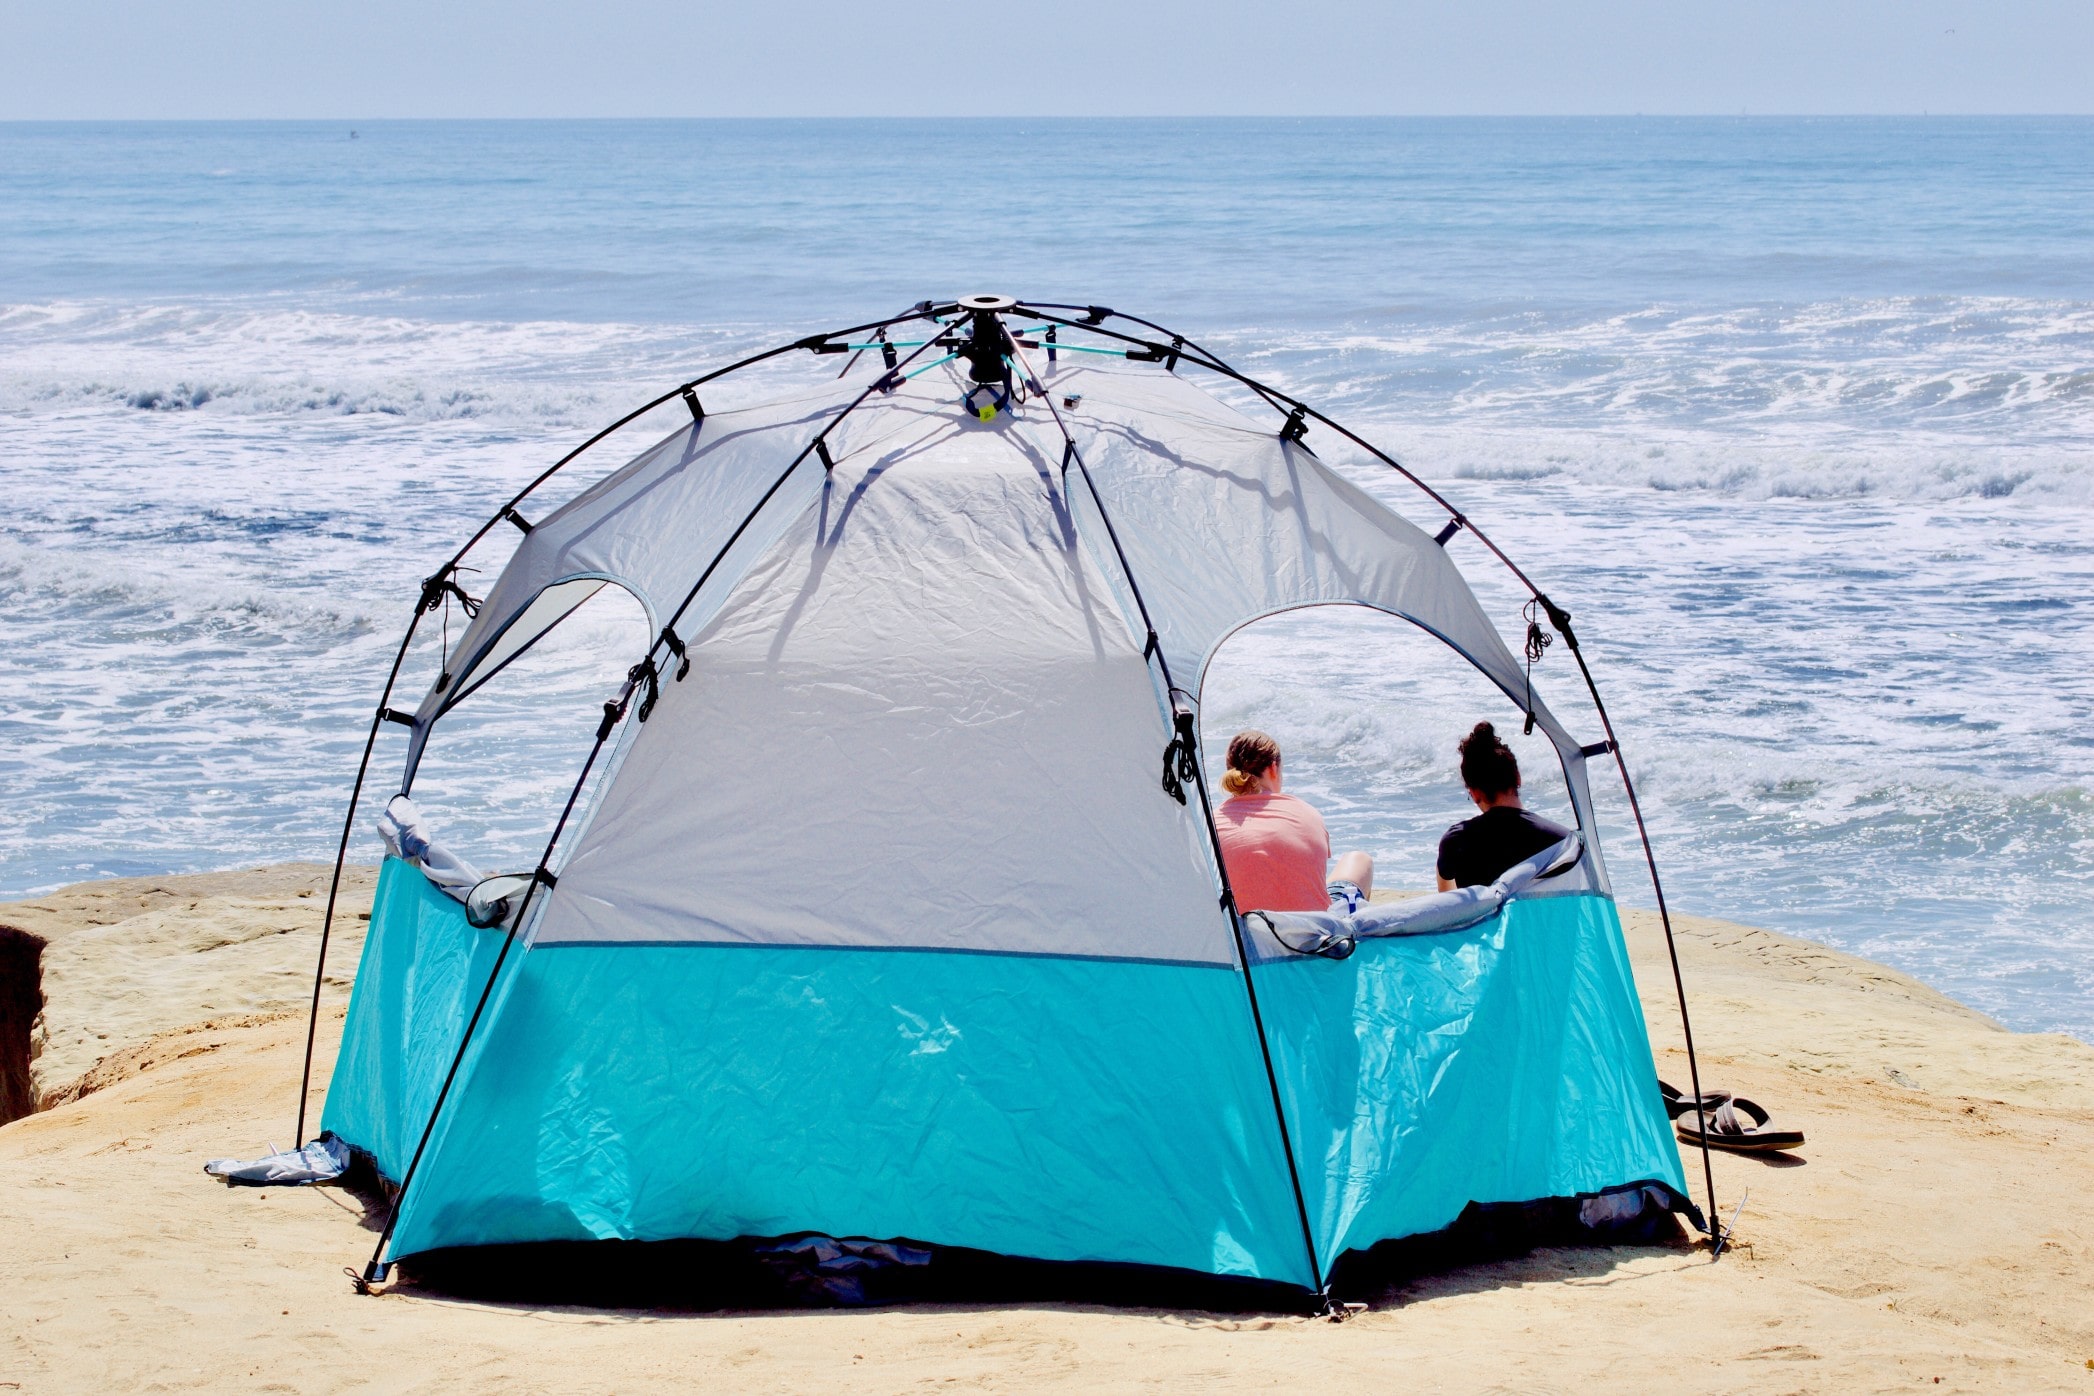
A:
1160 689 1199 805
500 505 534 535
661 626 691 681
418 572 481 617
1537 594 1578 651
1081 305 1112 324
1433 516 1464 546
680 387 705 422
1580 740 1615 758
795 335 850 355
1279 407 1309 444
629 657 663 724
378 707 417 728
598 668 641 739
815 439 836 472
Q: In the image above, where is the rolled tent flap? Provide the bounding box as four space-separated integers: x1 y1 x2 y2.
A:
1246 834 1593 961
372 795 482 901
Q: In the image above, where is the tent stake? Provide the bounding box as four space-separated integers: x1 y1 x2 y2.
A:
1714 1188 1749 1260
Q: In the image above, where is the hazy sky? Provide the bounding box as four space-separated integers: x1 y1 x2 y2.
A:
4 1 2090 119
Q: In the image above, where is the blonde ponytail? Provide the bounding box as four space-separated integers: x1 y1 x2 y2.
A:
1223 729 1281 797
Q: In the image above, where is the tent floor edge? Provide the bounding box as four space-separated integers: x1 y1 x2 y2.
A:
379 1235 1325 1316
1322 1180 1701 1301
327 1178 1694 1313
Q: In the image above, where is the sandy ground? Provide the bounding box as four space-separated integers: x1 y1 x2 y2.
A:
2 865 2091 1392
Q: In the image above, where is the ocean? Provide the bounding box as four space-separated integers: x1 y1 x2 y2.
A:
2 118 2090 1038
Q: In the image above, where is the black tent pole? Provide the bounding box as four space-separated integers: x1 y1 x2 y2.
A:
359 707 613 1286
355 312 959 1287
295 306 947 1144
1557 639 1723 1250
1003 322 1331 1306
1013 301 1723 1245
293 615 423 1146
634 307 960 684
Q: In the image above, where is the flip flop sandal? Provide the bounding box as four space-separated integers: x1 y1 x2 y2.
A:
1674 1095 1805 1153
1657 1078 1732 1121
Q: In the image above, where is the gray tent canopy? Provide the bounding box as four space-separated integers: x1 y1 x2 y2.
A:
299 297 1721 1303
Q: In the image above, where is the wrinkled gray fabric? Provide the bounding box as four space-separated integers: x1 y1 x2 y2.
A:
398 358 1614 954
204 1132 351 1186
531 422 1232 964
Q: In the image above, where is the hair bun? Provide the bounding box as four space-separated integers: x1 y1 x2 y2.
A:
1458 719 1520 796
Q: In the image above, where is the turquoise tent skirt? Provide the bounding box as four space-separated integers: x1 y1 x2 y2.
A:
326 859 1686 1289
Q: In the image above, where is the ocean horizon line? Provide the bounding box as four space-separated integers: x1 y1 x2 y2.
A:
6 112 2094 126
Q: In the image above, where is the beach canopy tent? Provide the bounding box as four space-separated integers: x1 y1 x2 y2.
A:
305 298 1709 1303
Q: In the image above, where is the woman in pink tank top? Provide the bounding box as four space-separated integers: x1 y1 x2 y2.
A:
1211 730 1376 913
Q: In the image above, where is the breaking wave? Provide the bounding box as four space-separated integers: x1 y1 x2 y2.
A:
0 300 770 426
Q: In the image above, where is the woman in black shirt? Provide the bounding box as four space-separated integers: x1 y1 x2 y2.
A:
1435 721 1572 890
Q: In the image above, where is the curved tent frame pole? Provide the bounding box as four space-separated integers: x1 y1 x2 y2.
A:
293 302 957 1147
357 703 613 1289
1011 301 1722 1247
1002 326 1330 1302
354 312 963 1287
293 621 425 1146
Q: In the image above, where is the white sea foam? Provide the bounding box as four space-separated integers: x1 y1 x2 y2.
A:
3 290 2091 1038
1197 295 2094 502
